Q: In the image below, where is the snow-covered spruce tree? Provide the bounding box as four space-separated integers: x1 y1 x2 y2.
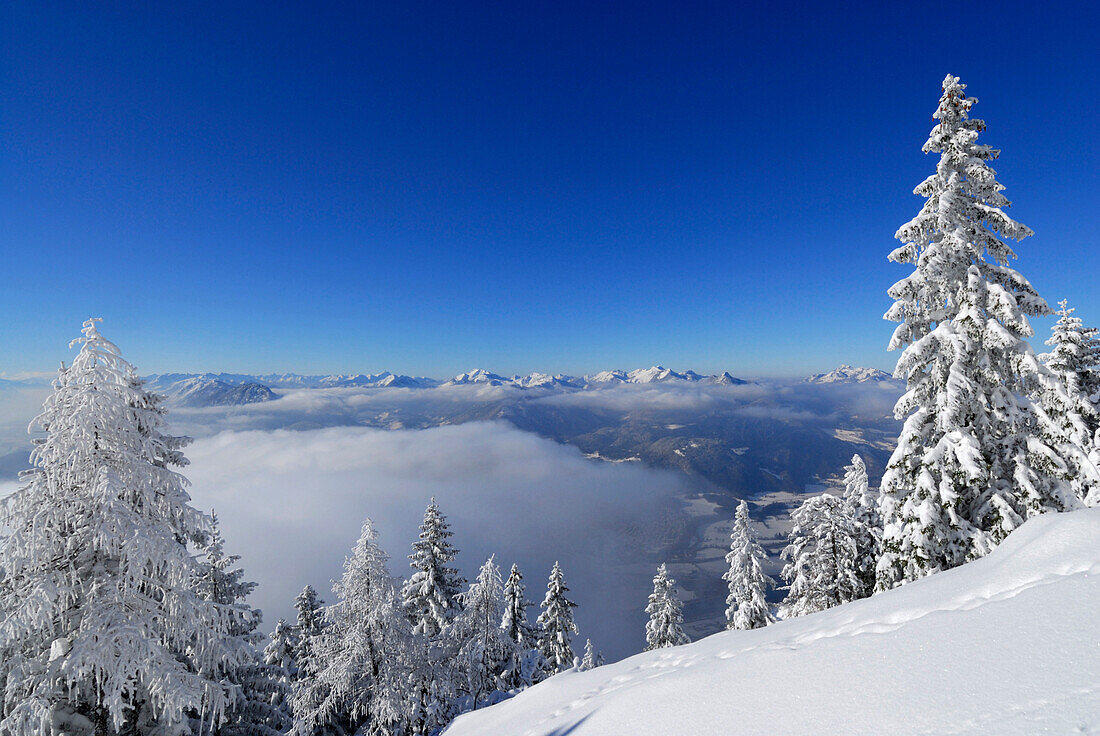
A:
291 519 407 736
841 455 881 599
195 514 292 736
400 498 464 736
501 564 536 651
779 494 862 618
262 619 297 717
1040 300 1100 506
879 74 1086 590
536 562 578 674
0 318 247 736
644 563 690 651
401 497 464 638
293 585 326 682
451 556 515 710
722 500 775 630
265 619 298 677
500 564 545 690
578 640 595 672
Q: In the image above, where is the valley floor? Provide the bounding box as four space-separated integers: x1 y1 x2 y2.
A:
446 508 1100 735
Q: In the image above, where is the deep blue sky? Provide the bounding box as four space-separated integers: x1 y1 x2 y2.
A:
2 1 1097 378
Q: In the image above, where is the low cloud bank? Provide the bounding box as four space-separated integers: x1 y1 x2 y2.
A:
532 379 899 419
184 421 692 661
0 378 903 659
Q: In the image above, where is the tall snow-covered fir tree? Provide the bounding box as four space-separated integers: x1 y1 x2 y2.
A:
779 494 862 618
400 498 464 736
194 515 292 736
501 564 536 650
0 319 247 736
451 556 515 710
293 585 326 682
644 563 690 651
1039 300 1100 506
291 519 407 736
841 455 881 599
401 498 464 638
536 562 578 674
500 563 544 690
722 500 775 630
879 74 1085 590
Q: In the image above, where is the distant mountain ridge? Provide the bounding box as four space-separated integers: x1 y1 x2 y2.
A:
143 371 439 391
444 366 749 388
143 366 752 406
805 365 895 384
169 378 278 408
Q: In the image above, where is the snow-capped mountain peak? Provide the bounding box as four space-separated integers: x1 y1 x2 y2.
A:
587 370 629 384
511 372 584 389
806 365 895 384
627 366 680 383
444 369 510 386
153 376 277 408
708 371 747 386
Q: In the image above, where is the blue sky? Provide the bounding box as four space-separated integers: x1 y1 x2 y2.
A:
1 1 1097 378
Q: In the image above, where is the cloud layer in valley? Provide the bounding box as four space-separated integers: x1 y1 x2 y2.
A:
0 377 903 660
183 421 694 661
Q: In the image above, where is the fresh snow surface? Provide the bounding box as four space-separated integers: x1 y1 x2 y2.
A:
446 509 1100 736
805 364 895 384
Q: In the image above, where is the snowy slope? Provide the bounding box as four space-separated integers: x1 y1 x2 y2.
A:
447 509 1100 736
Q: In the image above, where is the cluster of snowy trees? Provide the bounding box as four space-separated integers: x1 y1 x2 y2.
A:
643 465 874 646
658 456 879 636
0 321 593 736
707 75 1100 630
284 500 596 736
776 454 881 618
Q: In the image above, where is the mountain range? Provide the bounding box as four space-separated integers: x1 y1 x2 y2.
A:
141 365 884 408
